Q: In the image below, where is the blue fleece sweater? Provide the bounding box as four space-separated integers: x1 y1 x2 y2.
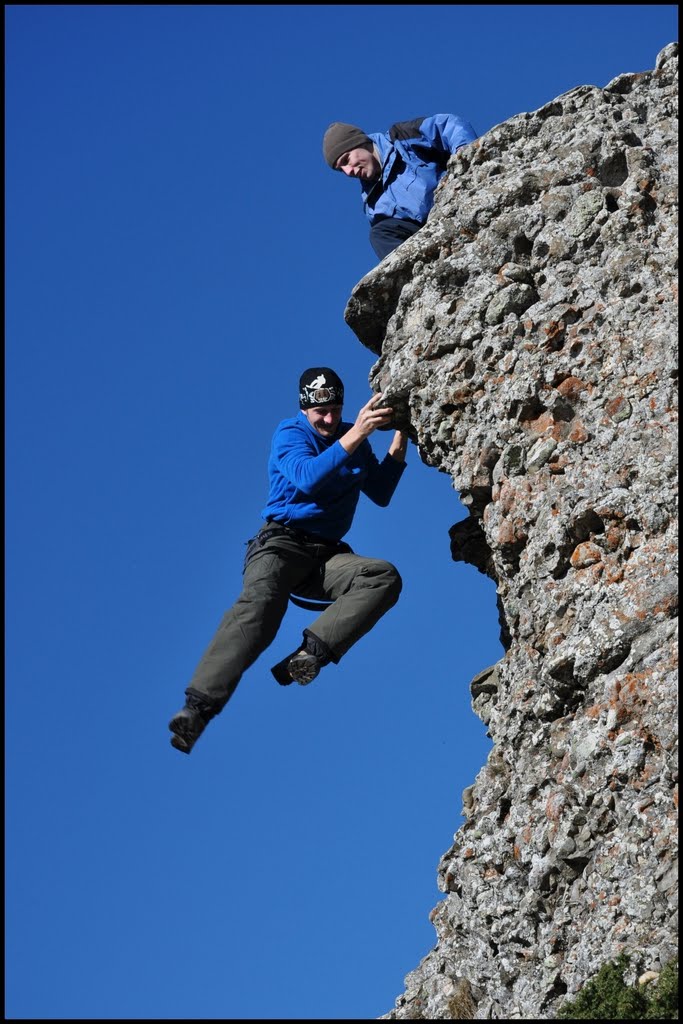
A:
261 412 406 541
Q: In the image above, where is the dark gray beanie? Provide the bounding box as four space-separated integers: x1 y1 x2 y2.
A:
323 122 372 168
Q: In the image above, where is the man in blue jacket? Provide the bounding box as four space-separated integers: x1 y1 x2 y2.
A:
323 114 477 260
169 367 408 754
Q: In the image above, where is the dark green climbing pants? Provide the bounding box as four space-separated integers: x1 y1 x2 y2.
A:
185 522 402 709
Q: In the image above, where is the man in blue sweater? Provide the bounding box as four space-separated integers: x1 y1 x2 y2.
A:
169 367 408 754
323 114 477 260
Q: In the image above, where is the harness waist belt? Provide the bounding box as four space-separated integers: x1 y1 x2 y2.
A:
264 518 343 547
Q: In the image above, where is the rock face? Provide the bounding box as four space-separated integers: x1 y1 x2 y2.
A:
345 44 678 1020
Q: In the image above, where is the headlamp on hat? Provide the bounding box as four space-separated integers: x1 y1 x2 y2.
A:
299 368 345 409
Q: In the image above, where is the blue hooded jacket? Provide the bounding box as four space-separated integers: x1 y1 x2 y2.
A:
261 412 406 541
360 113 477 225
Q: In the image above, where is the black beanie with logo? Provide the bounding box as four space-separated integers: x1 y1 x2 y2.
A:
299 368 345 409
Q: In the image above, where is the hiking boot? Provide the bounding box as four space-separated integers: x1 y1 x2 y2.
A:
286 650 323 686
271 648 323 686
168 694 216 754
271 631 332 687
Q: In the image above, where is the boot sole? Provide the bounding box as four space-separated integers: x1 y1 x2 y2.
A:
170 733 192 754
271 651 321 686
287 658 320 686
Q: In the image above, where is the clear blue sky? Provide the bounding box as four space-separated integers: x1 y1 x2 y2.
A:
5 6 678 1020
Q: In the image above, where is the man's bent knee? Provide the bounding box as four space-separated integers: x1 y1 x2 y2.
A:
373 559 402 601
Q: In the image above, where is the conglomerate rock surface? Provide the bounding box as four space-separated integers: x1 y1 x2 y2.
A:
344 43 678 1020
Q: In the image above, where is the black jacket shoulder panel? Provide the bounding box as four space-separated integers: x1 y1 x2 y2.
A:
388 117 427 142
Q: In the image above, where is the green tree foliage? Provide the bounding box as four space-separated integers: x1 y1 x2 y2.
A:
557 955 678 1020
644 959 679 1020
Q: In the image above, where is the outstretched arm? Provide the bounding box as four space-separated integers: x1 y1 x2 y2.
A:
339 393 394 455
388 430 408 463
358 410 409 507
421 113 478 154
